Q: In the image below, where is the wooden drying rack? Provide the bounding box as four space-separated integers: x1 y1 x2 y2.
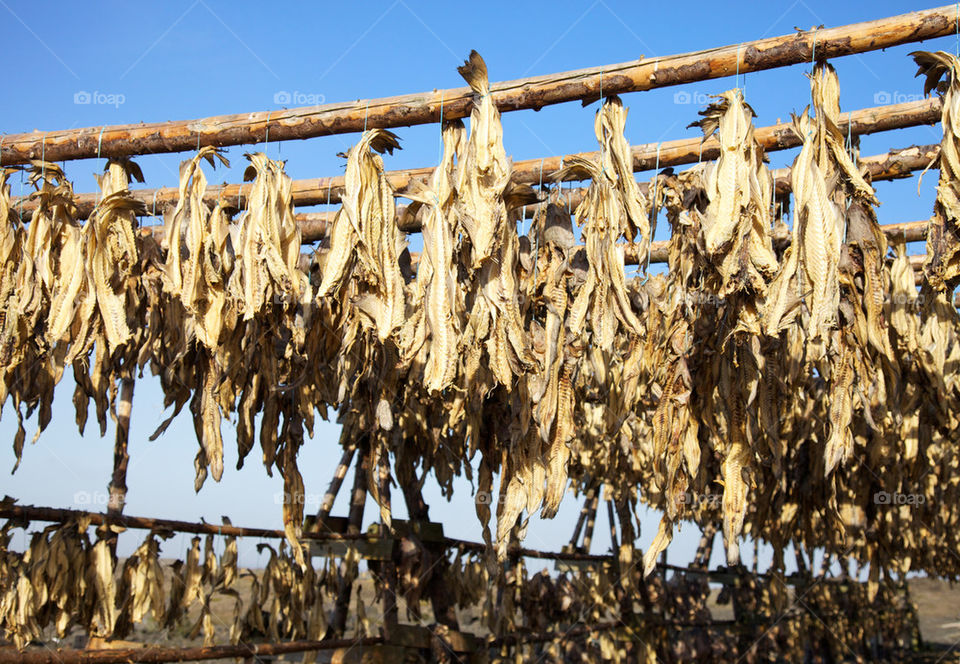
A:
0 4 947 662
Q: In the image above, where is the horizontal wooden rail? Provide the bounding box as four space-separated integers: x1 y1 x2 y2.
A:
10 142 942 249
0 637 383 664
4 502 933 586
11 98 942 220
284 143 941 243
0 502 366 541
0 5 955 165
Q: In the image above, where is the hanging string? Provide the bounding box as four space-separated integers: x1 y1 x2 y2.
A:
735 43 743 90
560 157 571 213
643 142 663 279
811 30 818 67
326 180 332 207
438 92 445 163
264 111 272 153
846 111 854 159
96 126 106 161
197 129 201 152
363 101 371 133
40 133 47 181
599 70 604 102
537 158 545 236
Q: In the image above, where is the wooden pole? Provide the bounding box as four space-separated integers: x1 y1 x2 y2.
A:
375 449 399 640
399 476 461 630
101 377 135 554
315 443 356 524
0 502 376 542
2 5 955 165
692 523 718 569
54 145 943 276
14 100 941 221
605 499 618 552
566 480 598 552
580 488 601 553
328 439 370 638
0 637 383 664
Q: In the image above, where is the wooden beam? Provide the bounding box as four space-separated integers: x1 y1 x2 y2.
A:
1 5 955 165
0 637 383 664
12 99 941 221
101 376 135 555
328 438 370 638
0 502 368 542
314 444 356 524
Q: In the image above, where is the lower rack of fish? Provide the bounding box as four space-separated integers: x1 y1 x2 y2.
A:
0 500 924 664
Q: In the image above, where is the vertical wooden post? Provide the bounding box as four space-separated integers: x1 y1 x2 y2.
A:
566 480 597 552
315 444 357 524
692 523 717 569
605 498 618 554
103 377 135 554
579 487 600 553
328 437 369 638
400 474 460 630
377 448 399 641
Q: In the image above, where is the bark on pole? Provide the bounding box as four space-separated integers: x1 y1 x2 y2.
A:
328 439 370 638
101 377 135 555
315 443 357 524
567 480 598 551
1 5 955 164
107 378 135 517
400 477 461 630
580 488 601 553
0 637 383 664
375 451 399 640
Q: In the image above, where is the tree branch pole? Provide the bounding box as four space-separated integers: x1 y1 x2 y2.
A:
371 447 398 640
101 377 135 554
85 145 946 274
14 99 941 221
692 523 719 569
399 473 461 630
0 502 371 541
566 480 598 552
328 438 370 638
315 443 356 524
0 637 384 664
579 488 601 553
2 5 955 164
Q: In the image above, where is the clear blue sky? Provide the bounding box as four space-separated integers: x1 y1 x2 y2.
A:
1 1 953 570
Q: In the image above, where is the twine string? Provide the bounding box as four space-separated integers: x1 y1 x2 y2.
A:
264 111 272 152
735 43 742 89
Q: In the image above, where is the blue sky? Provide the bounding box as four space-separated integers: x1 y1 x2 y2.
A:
1 1 954 570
